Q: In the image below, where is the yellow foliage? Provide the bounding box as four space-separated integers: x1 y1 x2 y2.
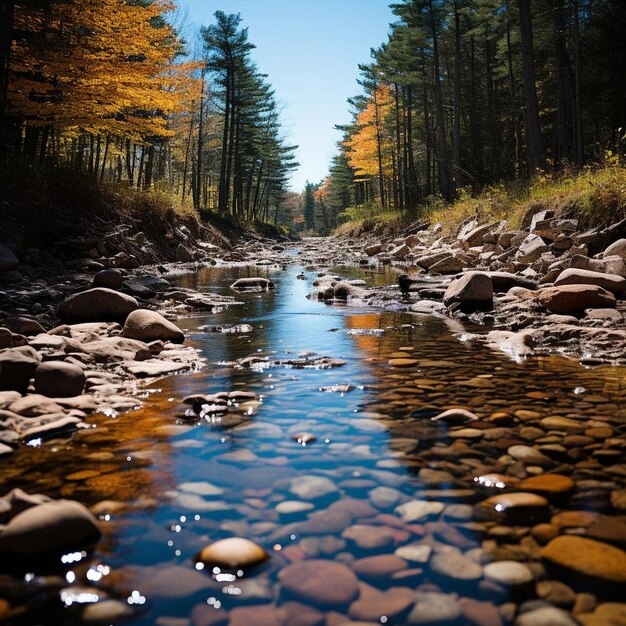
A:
343 85 394 179
9 0 200 140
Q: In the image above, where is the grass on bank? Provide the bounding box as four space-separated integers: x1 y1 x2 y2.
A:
335 159 626 237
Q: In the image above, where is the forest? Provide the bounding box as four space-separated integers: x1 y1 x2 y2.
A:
308 0 626 233
0 1 297 227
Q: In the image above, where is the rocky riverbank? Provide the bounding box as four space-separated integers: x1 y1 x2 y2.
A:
297 212 626 364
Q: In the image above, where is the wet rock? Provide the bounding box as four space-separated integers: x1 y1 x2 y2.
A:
342 524 394 550
430 549 483 582
431 408 479 424
508 445 553 467
483 560 534 586
34 361 85 397
476 493 549 525
518 474 574 495
21 415 83 442
443 272 493 310
0 499 100 556
279 559 359 608
577 603 626 626
230 277 274 292
536 285 616 315
348 587 414 622
289 475 339 500
395 544 432 564
352 554 408 579
82 599 133 622
0 347 40 392
196 537 268 570
125 360 189 377
122 309 184 343
535 580 576 609
93 269 124 290
58 288 138 323
541 536 626 584
395 500 445 522
407 591 462 625
515 607 578 626
555 268 626 294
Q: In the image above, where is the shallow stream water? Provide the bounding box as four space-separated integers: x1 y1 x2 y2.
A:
2 259 625 625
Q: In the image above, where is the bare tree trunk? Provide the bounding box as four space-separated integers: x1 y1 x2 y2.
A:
573 0 584 166
373 85 386 209
517 0 546 171
453 0 462 191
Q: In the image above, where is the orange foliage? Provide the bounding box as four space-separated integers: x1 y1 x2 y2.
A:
9 0 200 140
343 85 394 180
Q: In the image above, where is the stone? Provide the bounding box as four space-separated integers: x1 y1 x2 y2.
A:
3 317 46 335
535 580 576 609
342 524 394 550
93 269 123 289
349 588 414 622
34 361 85 397
123 309 184 343
518 474 574 495
395 544 432 564
58 288 138 323
0 244 18 271
8 393 64 416
196 537 268 570
443 272 493 309
540 536 626 584
279 559 359 608
21 416 82 442
508 445 553 467
352 554 408 579
395 500 445 522
431 408 479 424
82 600 133 622
407 592 462 625
515 607 578 626
536 285 616 315
604 238 626 259
577 603 626 626
176 244 194 263
230 277 274 292
555 268 626 294
430 550 483 582
516 234 549 263
125 360 189 377
0 347 40 392
369 486 404 510
0 499 100 555
289 475 339 500
476 493 549 525
483 561 534 586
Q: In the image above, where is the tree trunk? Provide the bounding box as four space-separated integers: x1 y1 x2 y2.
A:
517 0 546 171
573 0 584 166
453 0 462 191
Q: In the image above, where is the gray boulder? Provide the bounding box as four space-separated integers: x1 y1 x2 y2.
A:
122 309 184 343
58 288 138 323
34 361 85 397
443 272 494 310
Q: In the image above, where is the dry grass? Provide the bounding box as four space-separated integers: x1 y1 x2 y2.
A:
335 161 626 237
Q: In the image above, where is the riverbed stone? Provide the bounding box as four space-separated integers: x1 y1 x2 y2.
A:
0 244 18 271
515 607 578 626
395 500 445 522
483 560 534 586
0 499 100 555
430 549 483 582
58 288 138 322
122 309 184 343
536 284 616 314
555 268 626 294
230 277 274 292
196 537 268 570
432 408 479 423
34 361 85 397
289 475 339 500
443 272 493 309
93 269 124 289
540 536 626 584
0 347 40 392
348 587 414 622
407 591 462 625
518 474 575 495
279 559 359 607
476 493 549 524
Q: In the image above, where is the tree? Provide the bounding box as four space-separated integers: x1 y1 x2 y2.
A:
303 182 316 230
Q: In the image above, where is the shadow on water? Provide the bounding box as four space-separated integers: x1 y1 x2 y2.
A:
0 262 624 624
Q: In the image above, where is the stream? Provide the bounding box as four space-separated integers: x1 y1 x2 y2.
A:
2 257 625 625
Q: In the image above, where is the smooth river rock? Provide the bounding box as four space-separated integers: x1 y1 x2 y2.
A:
58 288 138 323
122 309 184 343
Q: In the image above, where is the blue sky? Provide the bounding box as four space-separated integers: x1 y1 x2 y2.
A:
180 0 395 191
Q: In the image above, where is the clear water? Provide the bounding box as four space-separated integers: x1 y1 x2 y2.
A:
2 261 625 624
